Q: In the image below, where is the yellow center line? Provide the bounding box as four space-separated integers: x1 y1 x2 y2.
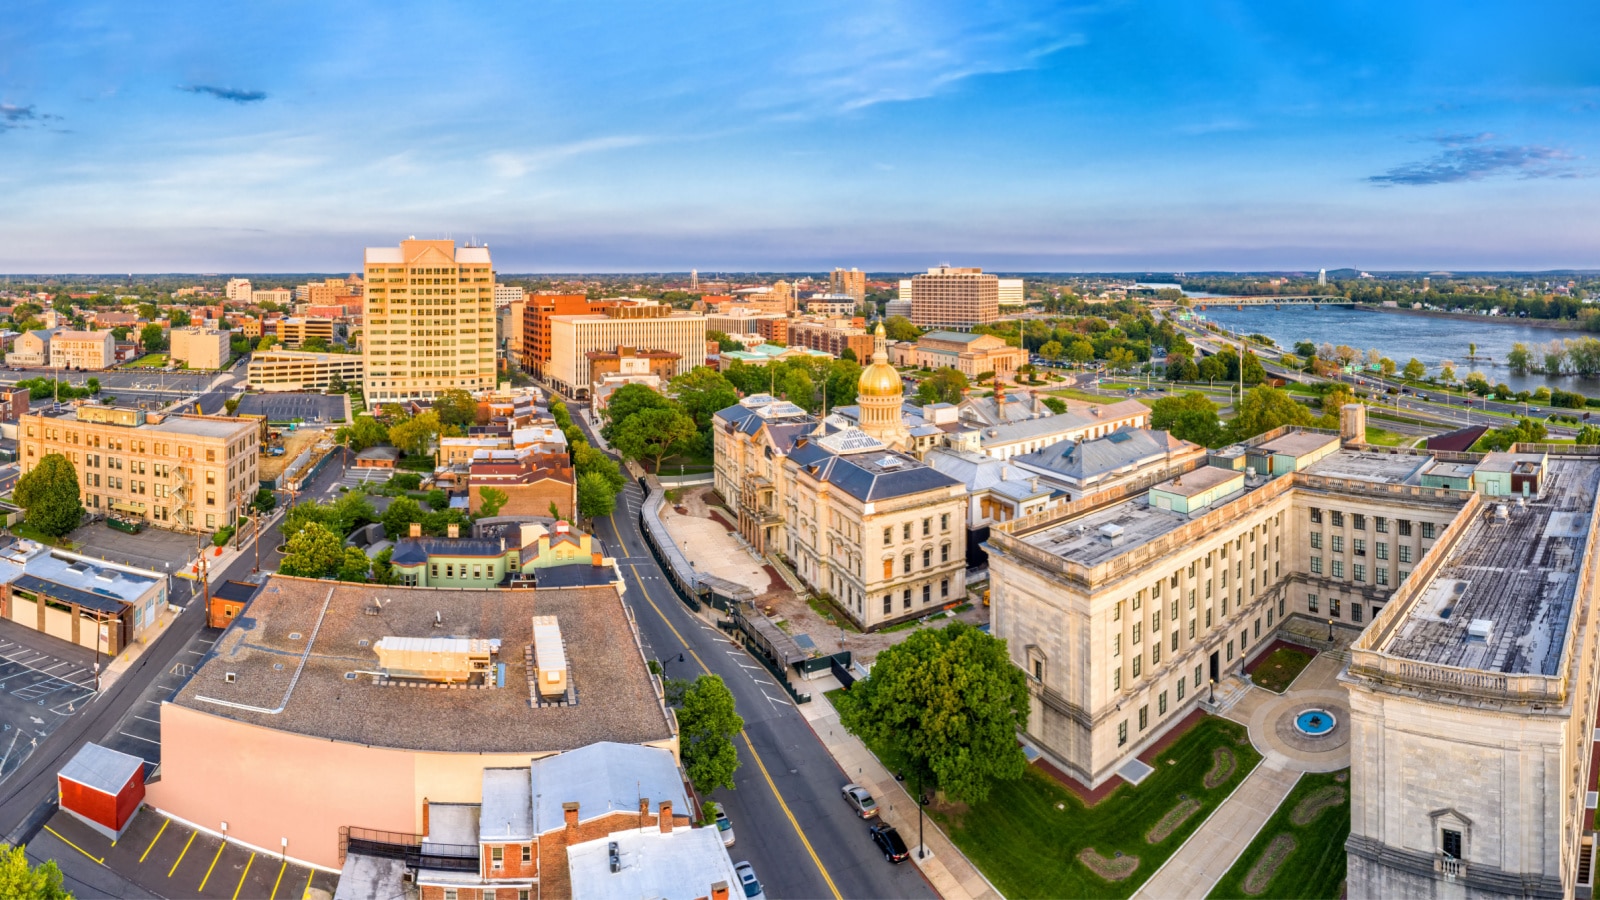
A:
198 840 226 892
625 564 842 900
168 831 196 877
139 818 169 864
42 824 103 865
270 860 287 899
232 851 256 900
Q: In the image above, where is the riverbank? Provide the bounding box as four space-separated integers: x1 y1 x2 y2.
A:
1353 304 1589 333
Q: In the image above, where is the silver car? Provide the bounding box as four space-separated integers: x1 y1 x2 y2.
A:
841 783 879 819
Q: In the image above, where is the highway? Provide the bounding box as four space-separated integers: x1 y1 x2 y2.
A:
568 406 936 900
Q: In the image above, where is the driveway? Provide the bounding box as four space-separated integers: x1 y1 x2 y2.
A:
66 522 201 577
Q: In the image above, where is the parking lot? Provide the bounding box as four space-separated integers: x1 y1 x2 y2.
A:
0 620 99 782
96 621 220 774
237 393 347 425
65 520 201 577
35 805 338 900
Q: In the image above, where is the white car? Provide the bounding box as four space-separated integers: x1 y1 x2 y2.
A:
715 808 734 847
734 861 765 900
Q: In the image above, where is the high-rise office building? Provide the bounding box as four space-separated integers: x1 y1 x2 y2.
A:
830 267 867 304
908 266 999 330
225 278 252 303
997 278 1026 307
361 239 498 403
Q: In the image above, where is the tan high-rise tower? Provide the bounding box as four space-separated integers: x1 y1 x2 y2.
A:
830 267 867 304
856 323 909 448
361 239 498 403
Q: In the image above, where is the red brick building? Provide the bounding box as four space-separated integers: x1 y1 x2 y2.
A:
521 294 600 376
0 387 28 424
468 449 576 519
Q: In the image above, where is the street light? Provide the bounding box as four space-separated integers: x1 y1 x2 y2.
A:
1328 617 1334 643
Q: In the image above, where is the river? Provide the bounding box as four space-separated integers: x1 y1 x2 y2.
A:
1196 305 1596 394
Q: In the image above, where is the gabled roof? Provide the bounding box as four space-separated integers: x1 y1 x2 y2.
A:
1017 427 1187 480
529 741 688 834
788 439 959 502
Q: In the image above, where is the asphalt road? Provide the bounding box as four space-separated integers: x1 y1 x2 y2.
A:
568 406 936 900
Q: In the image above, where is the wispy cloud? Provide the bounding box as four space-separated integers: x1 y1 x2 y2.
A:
1368 134 1580 185
1 103 62 130
487 136 652 178
180 85 268 104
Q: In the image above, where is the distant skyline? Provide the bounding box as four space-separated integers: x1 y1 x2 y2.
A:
3 2 1599 272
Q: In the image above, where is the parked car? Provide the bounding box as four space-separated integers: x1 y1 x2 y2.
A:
841 783 879 819
870 823 910 863
734 861 766 900
714 808 734 847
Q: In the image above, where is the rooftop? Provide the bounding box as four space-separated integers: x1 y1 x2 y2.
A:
146 414 258 439
1381 458 1600 675
567 825 739 900
58 742 143 795
1155 465 1245 498
1476 451 1546 474
1302 449 1433 485
172 576 673 753
0 541 162 608
1424 460 1479 480
1255 431 1340 457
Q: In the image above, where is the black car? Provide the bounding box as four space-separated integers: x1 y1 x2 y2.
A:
870 823 910 863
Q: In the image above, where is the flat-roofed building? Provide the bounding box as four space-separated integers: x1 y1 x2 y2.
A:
50 330 114 370
246 350 364 392
252 288 293 307
270 317 335 350
362 239 498 403
997 277 1026 307
805 293 858 317
908 265 999 330
0 538 168 655
548 303 705 399
20 406 259 533
4 328 56 367
146 576 677 871
225 278 252 302
787 318 875 361
521 293 598 376
468 448 576 520
912 330 1025 378
169 327 229 370
830 267 867 304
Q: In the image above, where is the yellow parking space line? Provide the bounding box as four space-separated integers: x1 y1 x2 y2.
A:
168 831 196 877
270 860 286 899
139 818 169 864
41 824 103 865
302 869 314 898
198 839 226 892
232 851 256 900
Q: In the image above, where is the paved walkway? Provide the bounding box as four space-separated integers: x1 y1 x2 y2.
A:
1133 649 1352 899
801 687 1002 900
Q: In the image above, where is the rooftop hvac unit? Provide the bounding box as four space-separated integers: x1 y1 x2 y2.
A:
532 616 568 699
374 636 497 683
608 841 620 873
1467 619 1494 643
1099 523 1125 546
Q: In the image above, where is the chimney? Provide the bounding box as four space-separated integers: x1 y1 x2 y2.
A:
592 552 603 567
555 520 569 535
659 800 673 834
409 522 422 538
712 882 731 900
639 798 649 820
421 798 430 837
563 801 579 835
447 522 460 539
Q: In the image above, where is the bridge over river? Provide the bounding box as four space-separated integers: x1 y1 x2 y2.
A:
1192 296 1352 309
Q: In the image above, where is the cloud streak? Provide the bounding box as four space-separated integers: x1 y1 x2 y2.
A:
1368 134 1579 185
1 103 62 130
181 85 268 104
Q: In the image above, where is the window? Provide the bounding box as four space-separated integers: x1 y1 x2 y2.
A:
1398 519 1413 537
1442 828 1462 860
1376 567 1389 586
1113 634 1121 656
1331 597 1342 618
1353 538 1365 556
1400 569 1410 583
1310 532 1322 550
1152 610 1162 631
1151 642 1160 664
903 553 912 574
1139 705 1148 730
1194 664 1203 687
1310 556 1323 575
1375 516 1388 533
1113 602 1121 621
1152 581 1162 599
941 513 949 530
1171 630 1179 651
1308 593 1319 613
1331 510 1343 527
1353 563 1365 582
883 559 893 578
1331 559 1344 578
1133 623 1142 645
1133 593 1142 611
1188 589 1196 609
940 579 949 598
883 527 892 545
1310 506 1322 524
1399 545 1413 564
492 846 503 869
940 544 949 563
1113 666 1122 690
903 523 911 540
1278 597 1285 617
1226 640 1234 661
922 549 931 568
1254 618 1261 638
1205 608 1212 627
922 584 931 605
1376 542 1388 560
883 594 891 614
1159 691 1168 715
522 845 532 863
205 514 215 529
1170 598 1178 619
1118 721 1128 746
1331 535 1343 553
1132 656 1142 677
1177 679 1185 700
1033 658 1043 681
1352 604 1363 623
1187 619 1195 640
1353 514 1366 530
903 589 912 610
1422 522 1436 540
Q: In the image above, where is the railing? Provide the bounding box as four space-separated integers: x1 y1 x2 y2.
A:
1437 856 1465 879
339 826 480 872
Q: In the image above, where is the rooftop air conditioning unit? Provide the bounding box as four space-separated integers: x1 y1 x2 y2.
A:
1467 619 1494 642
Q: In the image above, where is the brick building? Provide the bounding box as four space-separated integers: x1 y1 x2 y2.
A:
467 448 576 519
519 293 597 376
787 318 875 361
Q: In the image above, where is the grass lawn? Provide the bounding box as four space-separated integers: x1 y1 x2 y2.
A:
1362 426 1410 447
1049 388 1155 407
1246 647 1315 693
652 448 714 476
121 354 168 368
11 521 80 550
1207 769 1350 899
829 695 1263 900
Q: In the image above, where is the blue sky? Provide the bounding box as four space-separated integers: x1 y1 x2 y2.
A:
2 1 1598 272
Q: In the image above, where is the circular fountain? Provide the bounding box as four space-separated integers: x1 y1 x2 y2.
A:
1294 708 1337 736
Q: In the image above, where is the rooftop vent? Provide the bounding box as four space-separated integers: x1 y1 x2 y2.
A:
877 456 903 470
224 672 237 683
608 841 621 874
1467 619 1494 643
1099 523 1125 546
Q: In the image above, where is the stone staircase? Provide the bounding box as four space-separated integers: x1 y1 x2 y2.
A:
1202 675 1253 716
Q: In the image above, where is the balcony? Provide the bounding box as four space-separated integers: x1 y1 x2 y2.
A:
1436 855 1465 879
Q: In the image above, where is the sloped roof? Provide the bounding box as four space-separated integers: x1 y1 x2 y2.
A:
1018 427 1186 480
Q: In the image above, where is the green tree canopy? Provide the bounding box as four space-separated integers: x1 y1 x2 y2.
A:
1230 386 1316 441
434 389 480 428
836 621 1029 804
613 406 697 471
389 411 441 457
0 845 69 899
336 415 389 453
602 384 674 440
1038 340 1064 360
337 546 372 582
883 316 922 342
706 330 741 353
1476 417 1549 452
477 487 508 518
673 674 744 795
577 471 618 518
572 440 626 493
14 453 83 537
382 496 426 539
915 367 968 406
280 522 345 578
1150 391 1227 447
1576 424 1600 445
669 367 738 431
139 323 167 352
1402 358 1427 380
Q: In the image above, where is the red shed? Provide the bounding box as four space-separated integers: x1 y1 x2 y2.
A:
58 742 146 840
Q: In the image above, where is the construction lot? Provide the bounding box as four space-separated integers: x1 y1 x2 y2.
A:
260 428 327 482
34 806 338 900
236 393 347 426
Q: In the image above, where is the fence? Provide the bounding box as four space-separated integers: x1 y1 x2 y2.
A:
338 826 478 871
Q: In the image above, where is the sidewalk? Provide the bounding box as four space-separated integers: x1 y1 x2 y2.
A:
800 688 1002 900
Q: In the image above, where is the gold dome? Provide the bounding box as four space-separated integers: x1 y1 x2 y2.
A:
859 360 903 398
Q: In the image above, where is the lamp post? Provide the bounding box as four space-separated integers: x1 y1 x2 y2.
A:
1328 617 1334 643
917 774 926 861
1209 678 1215 704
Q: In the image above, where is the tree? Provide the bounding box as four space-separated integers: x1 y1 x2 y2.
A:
1197 354 1228 382
1066 339 1095 365
1468 342 1477 359
1038 340 1064 361
1476 418 1548 452
434 389 479 428
389 411 441 457
577 471 618 518
14 453 83 537
85 377 99 395
836 622 1028 805
1507 343 1531 375
669 367 738 431
301 336 330 352
614 406 697 471
915 368 968 406
1150 392 1227 447
140 323 167 352
706 330 741 353
337 546 372 582
1402 357 1426 380
477 487 508 518
883 316 922 342
1576 425 1600 445
573 440 626 493
602 384 673 439
1293 340 1318 358
0 845 69 899
253 488 277 513
224 397 240 415
1320 384 1357 412
840 347 857 362
279 522 345 578
256 335 280 352
1230 386 1315 441
169 309 192 328
673 675 744 795
1041 396 1068 415
336 415 389 453
326 373 347 395
1379 357 1397 377
425 489 449 511
1164 353 1199 382
382 497 425 539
